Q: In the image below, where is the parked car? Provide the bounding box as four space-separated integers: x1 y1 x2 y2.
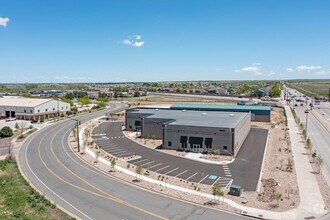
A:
294 104 298 107
5 117 16 122
304 110 309 113
31 119 38 123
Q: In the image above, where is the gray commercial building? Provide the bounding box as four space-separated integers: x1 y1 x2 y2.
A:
125 108 251 156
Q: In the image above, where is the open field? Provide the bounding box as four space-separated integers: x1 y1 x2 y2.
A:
0 159 72 220
287 81 330 99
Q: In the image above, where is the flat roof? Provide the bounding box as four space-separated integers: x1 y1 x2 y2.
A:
127 108 249 128
171 103 271 111
0 96 52 107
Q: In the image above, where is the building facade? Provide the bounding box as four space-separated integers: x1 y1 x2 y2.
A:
126 108 251 156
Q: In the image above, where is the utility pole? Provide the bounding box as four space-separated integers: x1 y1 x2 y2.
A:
58 98 60 121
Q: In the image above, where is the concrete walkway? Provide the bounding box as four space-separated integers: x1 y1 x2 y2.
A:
185 152 234 165
284 105 327 219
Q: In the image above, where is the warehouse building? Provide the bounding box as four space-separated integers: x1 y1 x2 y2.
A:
0 96 71 121
126 108 251 155
170 104 271 122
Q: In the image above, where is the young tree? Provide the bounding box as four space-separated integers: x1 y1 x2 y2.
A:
15 122 20 129
211 182 223 203
286 158 293 172
312 152 317 163
316 155 323 174
135 165 144 181
306 138 312 154
110 158 116 171
274 192 282 207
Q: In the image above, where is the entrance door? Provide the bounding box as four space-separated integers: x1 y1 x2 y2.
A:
192 144 203 152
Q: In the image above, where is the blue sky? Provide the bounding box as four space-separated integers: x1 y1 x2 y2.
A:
0 0 329 83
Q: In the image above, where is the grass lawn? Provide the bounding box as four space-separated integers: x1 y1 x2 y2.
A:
0 159 73 220
287 82 330 98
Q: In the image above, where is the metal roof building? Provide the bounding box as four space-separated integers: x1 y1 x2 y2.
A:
170 104 271 122
0 96 70 121
125 108 251 155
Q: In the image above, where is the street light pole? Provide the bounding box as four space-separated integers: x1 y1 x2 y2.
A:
76 119 80 153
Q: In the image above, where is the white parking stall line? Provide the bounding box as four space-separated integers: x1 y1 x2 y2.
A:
211 177 221 186
198 174 209 184
175 170 188 177
140 161 155 167
155 165 170 172
185 172 198 181
131 159 148 165
122 136 125 138
149 163 162 169
225 179 233 189
115 153 132 157
164 168 179 175
111 137 113 139
110 149 126 153
114 137 117 139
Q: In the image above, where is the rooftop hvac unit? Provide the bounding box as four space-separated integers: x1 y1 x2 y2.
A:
229 114 235 117
182 109 186 112
202 113 207 116
155 109 159 111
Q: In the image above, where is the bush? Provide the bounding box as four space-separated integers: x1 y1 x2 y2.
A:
0 126 13 138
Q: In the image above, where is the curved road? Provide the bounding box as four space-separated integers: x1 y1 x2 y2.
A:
19 103 250 220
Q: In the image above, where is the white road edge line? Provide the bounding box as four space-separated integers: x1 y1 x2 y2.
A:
24 128 93 220
211 177 221 186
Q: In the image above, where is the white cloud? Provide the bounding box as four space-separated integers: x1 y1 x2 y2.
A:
235 66 262 75
286 68 294 72
0 17 10 27
121 39 132 45
132 41 144 47
134 35 142 40
119 35 145 47
268 71 276 76
253 62 261 66
296 65 322 71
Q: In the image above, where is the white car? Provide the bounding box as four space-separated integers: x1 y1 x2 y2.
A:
5 117 16 122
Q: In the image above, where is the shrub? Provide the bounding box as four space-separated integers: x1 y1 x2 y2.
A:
0 126 13 138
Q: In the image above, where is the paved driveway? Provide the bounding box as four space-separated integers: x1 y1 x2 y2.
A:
92 122 268 191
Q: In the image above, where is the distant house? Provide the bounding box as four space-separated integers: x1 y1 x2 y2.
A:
30 90 64 97
227 88 236 95
255 88 270 97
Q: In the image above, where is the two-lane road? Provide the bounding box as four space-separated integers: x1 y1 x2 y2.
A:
19 103 249 220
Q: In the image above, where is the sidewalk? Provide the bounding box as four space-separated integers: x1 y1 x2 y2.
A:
284 105 327 218
185 152 234 165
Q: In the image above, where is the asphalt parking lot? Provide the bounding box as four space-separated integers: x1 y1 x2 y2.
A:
92 122 268 191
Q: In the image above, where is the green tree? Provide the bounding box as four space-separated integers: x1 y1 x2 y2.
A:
312 152 317 163
110 158 116 171
133 91 140 97
78 96 91 106
135 165 144 181
0 126 13 138
211 182 223 203
15 122 20 129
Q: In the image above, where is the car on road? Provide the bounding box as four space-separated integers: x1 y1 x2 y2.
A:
5 117 16 122
304 110 309 113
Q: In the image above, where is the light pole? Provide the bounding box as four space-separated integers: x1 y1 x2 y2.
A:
67 117 80 152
